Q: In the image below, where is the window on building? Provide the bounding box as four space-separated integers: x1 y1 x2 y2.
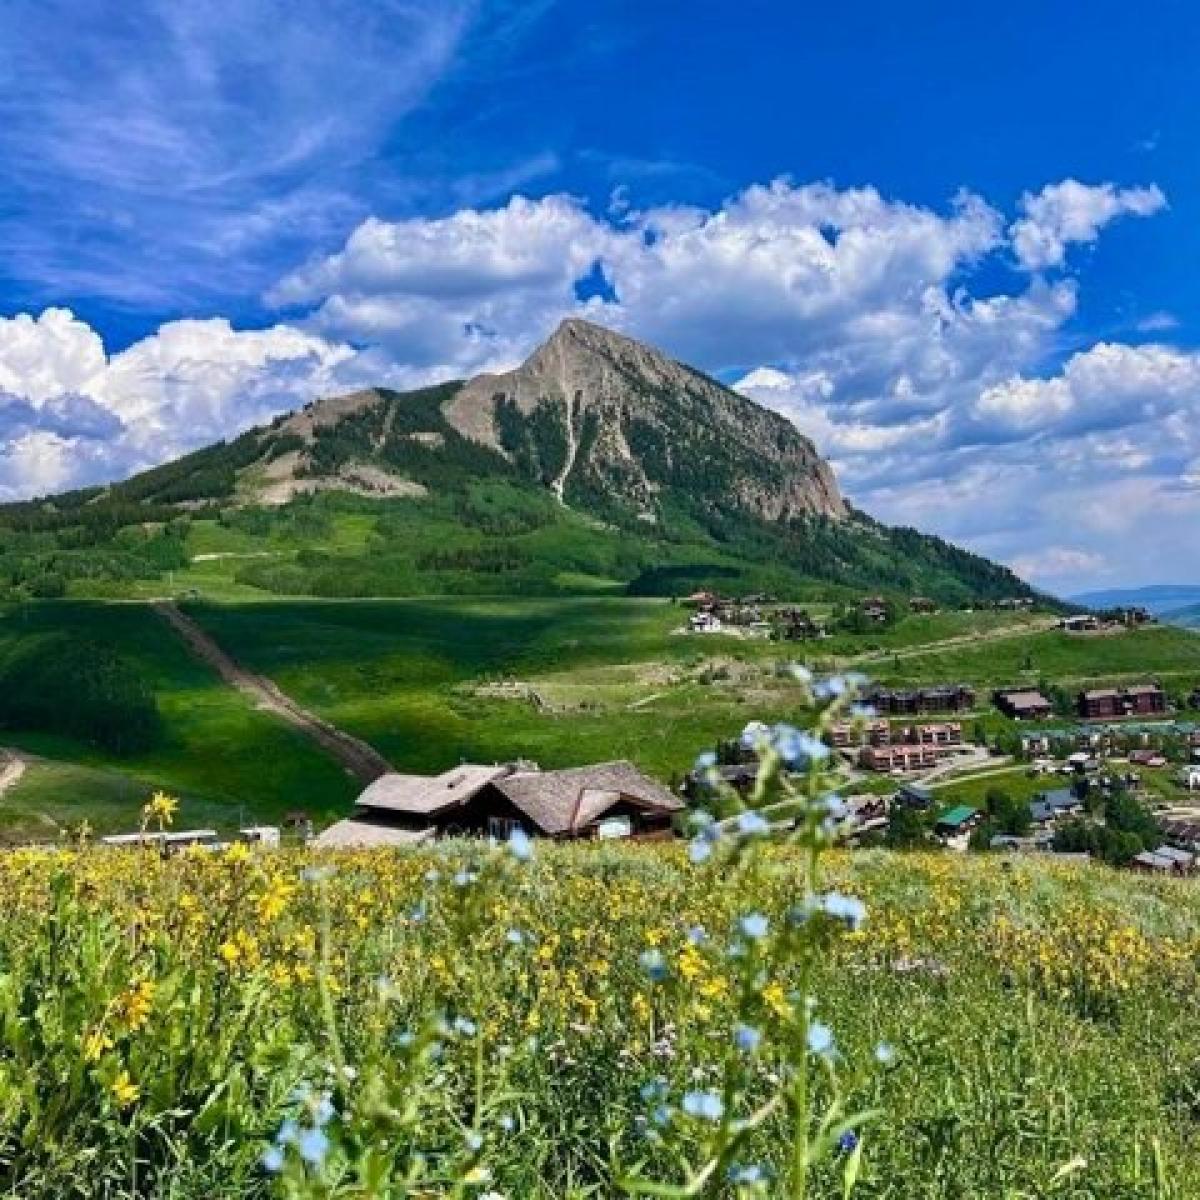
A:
488 816 522 840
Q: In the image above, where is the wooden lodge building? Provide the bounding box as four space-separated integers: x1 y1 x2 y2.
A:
1077 684 1167 720
315 761 683 849
863 684 976 716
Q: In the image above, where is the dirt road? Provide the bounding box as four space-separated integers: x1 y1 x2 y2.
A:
154 602 392 784
0 752 27 798
847 616 1060 666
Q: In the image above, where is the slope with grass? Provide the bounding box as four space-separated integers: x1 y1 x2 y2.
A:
0 603 358 840
872 623 1200 689
0 596 1191 835
10 841 1200 1196
181 598 1198 781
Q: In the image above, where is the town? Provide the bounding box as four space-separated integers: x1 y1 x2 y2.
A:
101 658 1200 878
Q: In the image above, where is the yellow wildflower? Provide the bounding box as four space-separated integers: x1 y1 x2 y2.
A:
111 1070 140 1107
83 1029 114 1063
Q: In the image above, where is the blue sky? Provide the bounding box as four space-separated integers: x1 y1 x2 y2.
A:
0 0 1197 592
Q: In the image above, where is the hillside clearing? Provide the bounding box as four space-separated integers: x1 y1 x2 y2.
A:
154 601 391 784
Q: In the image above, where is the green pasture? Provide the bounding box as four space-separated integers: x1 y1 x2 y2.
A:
0 603 357 837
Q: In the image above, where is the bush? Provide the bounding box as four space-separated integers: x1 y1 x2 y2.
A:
27 572 66 599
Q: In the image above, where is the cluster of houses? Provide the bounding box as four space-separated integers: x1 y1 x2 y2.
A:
683 592 823 640
856 594 937 622
1020 721 1200 759
1058 608 1155 633
829 719 965 773
1127 808 1200 873
994 682 1168 722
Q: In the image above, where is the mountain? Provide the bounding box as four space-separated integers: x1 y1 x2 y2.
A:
269 318 845 523
0 318 1042 604
1070 585 1200 616
1164 605 1200 629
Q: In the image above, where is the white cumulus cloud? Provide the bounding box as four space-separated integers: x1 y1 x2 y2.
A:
0 173 1184 591
0 309 357 498
1010 179 1165 271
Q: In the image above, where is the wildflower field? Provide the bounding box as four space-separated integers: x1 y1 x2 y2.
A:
4 837 1200 1198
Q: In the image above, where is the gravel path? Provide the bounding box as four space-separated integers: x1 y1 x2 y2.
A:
0 753 27 798
154 601 392 784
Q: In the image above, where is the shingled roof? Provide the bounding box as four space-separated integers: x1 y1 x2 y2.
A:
494 760 683 835
352 764 516 816
315 816 435 848
338 758 682 840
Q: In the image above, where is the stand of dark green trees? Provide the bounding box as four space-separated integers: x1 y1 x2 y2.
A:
0 634 162 755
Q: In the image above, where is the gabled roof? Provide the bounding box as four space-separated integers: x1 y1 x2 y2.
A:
1154 845 1194 864
1133 850 1176 870
494 760 683 836
354 764 516 816
1039 788 1080 808
350 759 683 837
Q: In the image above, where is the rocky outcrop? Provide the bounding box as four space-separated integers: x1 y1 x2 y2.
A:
442 318 846 522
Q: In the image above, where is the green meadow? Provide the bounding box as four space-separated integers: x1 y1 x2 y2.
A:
0 602 357 838
0 595 1197 838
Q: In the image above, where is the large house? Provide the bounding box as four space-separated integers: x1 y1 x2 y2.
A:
859 743 938 773
1077 683 1167 720
1029 788 1084 826
993 688 1054 721
865 685 976 715
831 721 962 753
315 760 683 848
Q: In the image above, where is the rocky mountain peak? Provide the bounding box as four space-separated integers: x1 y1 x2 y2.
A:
442 318 846 522
254 318 845 525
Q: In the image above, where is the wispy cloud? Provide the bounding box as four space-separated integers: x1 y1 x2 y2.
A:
0 0 477 309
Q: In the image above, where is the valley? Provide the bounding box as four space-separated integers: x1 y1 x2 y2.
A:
3 591 1199 843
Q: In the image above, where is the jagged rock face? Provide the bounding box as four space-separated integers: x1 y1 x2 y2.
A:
442 318 845 522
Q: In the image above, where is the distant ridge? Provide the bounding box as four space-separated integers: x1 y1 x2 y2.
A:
1071 584 1200 615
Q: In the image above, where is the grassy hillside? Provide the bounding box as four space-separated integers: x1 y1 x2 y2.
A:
875 624 1200 689
0 483 1044 605
184 598 1199 775
0 598 1193 837
0 603 357 838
